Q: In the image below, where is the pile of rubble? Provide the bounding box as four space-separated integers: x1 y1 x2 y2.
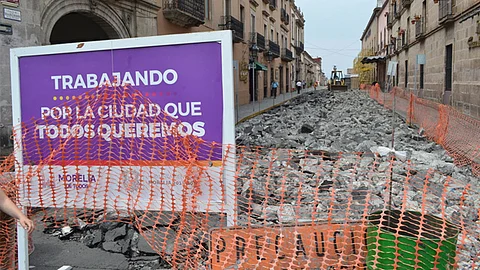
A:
235 90 480 268
40 90 479 269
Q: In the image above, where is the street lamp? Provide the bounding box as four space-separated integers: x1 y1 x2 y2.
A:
250 44 259 66
249 44 259 104
265 51 273 63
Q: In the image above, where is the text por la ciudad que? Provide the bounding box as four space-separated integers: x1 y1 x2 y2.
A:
37 69 207 141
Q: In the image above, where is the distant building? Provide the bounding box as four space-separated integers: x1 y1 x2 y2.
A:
312 57 325 85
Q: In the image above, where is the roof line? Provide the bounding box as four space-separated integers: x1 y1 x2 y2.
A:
360 7 381 41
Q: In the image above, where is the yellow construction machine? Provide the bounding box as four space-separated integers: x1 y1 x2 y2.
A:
328 66 348 91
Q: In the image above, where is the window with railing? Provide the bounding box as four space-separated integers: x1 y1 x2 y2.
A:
415 18 425 38
269 0 277 10
439 0 453 20
221 15 244 42
163 0 205 27
269 40 280 56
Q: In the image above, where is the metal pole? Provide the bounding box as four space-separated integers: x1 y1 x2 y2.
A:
235 64 239 123
414 59 417 96
17 209 29 270
257 71 260 112
412 60 417 125
252 65 255 112
388 73 397 217
391 87 396 150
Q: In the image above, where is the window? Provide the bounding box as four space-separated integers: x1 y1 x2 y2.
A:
420 64 424 89
445 44 453 92
225 0 231 16
205 0 211 20
422 1 427 27
251 14 255 33
405 60 408 88
271 29 274 41
277 32 279 44
240 5 245 23
384 28 386 47
281 34 284 48
396 63 399 86
380 32 383 50
264 24 267 38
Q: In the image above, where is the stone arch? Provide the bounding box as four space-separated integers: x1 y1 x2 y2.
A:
41 0 131 45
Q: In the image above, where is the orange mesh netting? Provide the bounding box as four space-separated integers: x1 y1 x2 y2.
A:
360 83 480 176
0 85 478 269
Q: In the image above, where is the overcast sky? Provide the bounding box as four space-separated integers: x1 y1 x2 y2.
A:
295 0 377 75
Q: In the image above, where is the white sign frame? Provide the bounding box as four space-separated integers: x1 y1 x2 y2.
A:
10 31 236 269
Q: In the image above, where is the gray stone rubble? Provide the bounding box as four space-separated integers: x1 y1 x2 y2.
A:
41 90 479 269
235 90 480 269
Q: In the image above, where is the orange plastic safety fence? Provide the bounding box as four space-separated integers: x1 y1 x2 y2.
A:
0 85 477 269
363 85 480 176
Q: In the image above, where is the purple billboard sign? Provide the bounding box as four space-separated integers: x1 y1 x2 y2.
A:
17 42 225 165
11 34 236 263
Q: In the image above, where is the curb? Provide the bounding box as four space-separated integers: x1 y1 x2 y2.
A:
235 88 324 125
235 98 291 125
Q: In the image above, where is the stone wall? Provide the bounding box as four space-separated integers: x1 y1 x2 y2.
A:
0 1 43 145
0 0 158 142
387 0 480 119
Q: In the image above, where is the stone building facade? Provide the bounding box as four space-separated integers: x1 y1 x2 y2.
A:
313 57 326 85
0 0 311 139
0 0 159 143
156 0 306 104
360 5 381 84
302 51 316 87
364 0 480 119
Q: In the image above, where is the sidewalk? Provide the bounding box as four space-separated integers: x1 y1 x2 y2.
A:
235 86 322 123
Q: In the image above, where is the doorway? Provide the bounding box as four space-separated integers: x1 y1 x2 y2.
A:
264 69 268 98
279 66 284 94
444 44 453 104
270 67 274 97
50 12 119 44
249 69 258 102
286 67 290 92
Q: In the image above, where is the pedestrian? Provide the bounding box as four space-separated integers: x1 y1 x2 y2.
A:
0 188 34 232
271 80 278 98
302 80 306 89
296 80 302 94
314 81 318 90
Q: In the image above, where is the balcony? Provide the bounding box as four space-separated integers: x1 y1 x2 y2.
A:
281 8 290 25
295 41 304 53
392 2 401 19
221 15 244 43
402 0 413 8
163 0 205 28
281 48 294 62
387 13 393 28
250 32 266 51
268 40 280 57
439 0 454 25
269 0 277 10
249 0 259 7
415 19 425 40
